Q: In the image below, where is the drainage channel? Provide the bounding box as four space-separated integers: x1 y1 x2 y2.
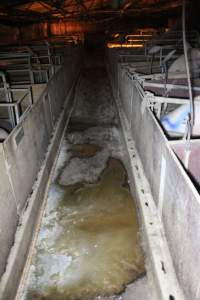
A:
16 56 148 300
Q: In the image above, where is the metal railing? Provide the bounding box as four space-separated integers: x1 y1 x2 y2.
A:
0 87 33 127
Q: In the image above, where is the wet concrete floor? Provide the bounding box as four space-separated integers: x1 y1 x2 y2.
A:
21 54 146 300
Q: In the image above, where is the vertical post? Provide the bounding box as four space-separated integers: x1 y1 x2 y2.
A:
47 41 54 76
160 47 163 67
29 86 33 105
45 70 49 83
14 104 20 125
36 55 43 83
28 56 34 84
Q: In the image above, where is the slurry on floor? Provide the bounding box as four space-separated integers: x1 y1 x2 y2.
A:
21 57 146 300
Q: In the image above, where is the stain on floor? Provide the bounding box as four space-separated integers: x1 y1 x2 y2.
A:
23 144 144 300
69 143 101 159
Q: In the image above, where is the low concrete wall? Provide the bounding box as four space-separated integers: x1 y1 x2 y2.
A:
163 141 200 300
0 145 18 279
107 54 200 299
0 47 81 298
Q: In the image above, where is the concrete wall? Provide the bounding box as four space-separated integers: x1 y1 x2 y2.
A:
0 47 81 287
0 145 18 279
162 143 200 300
108 54 200 299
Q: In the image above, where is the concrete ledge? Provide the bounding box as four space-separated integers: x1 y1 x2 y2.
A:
106 63 185 300
0 76 79 300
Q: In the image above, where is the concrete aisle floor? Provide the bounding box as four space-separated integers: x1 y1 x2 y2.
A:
20 52 149 300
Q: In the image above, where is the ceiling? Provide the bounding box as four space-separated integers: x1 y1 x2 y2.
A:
0 0 183 25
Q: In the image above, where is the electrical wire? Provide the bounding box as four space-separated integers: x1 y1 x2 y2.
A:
182 0 194 131
182 0 193 168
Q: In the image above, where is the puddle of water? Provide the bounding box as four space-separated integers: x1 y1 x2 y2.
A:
24 148 145 300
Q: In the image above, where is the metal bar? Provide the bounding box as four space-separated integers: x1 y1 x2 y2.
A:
7 69 30 73
45 70 49 83
29 87 33 105
14 104 20 124
150 96 193 105
32 69 51 73
0 103 19 107
7 88 29 92
0 92 29 106
19 105 31 122
16 91 30 105
143 82 200 92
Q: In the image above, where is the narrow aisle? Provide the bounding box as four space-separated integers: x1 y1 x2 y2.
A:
21 53 146 300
